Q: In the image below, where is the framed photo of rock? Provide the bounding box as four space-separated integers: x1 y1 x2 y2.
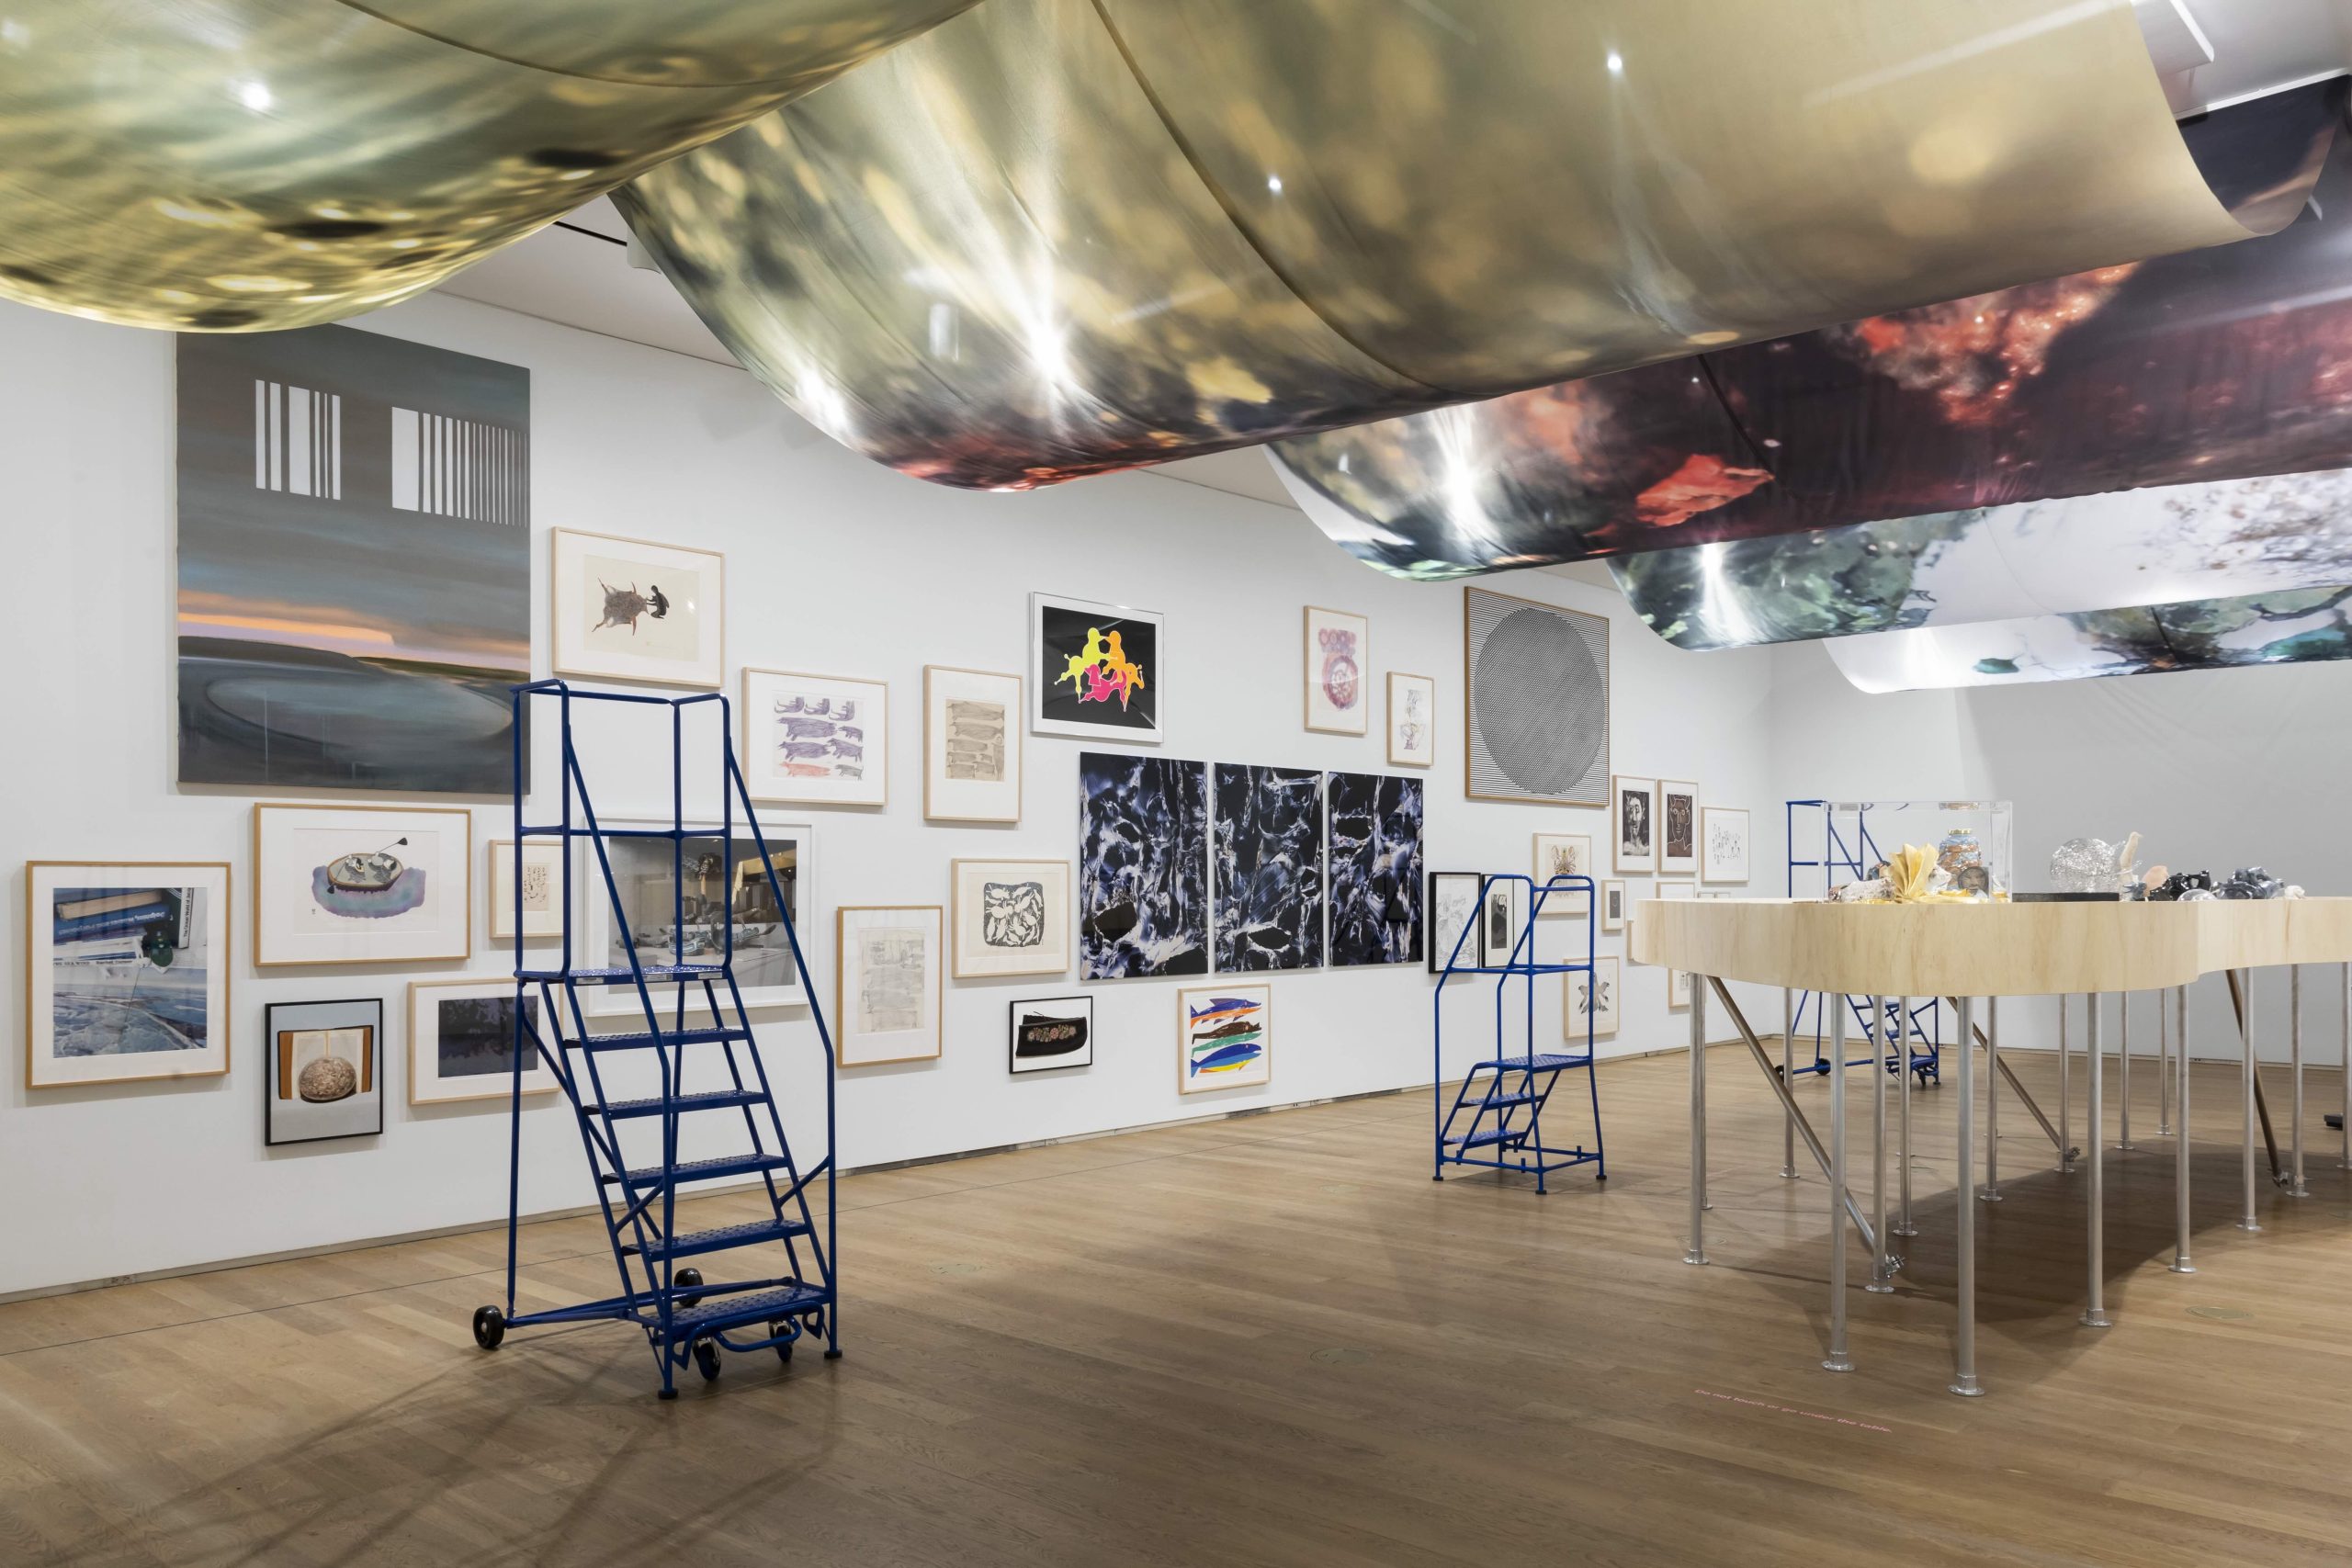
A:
264 996 383 1145
951 858 1070 978
548 527 723 689
26 862 232 1089
924 665 1023 823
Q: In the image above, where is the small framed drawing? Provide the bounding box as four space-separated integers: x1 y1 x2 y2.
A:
487 839 564 942
951 858 1071 978
1476 875 1525 967
741 668 887 808
1387 672 1435 767
1178 983 1270 1094
26 862 232 1089
1427 871 1484 974
582 819 812 1015
1566 955 1621 1041
1031 592 1162 743
1702 806 1750 884
1600 879 1628 934
408 978 557 1106
264 997 383 1145
835 906 943 1066
1010 995 1093 1074
924 665 1023 823
548 527 724 688
1611 776 1657 874
1657 880 1696 1007
1658 780 1700 875
1303 605 1368 735
254 805 472 967
1532 833 1592 913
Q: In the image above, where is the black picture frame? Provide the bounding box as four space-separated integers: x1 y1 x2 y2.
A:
1009 995 1094 1074
263 997 385 1145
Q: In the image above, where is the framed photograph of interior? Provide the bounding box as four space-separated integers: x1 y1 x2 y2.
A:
1658 781 1700 875
408 977 557 1106
1178 983 1271 1094
1657 880 1696 1007
1566 955 1621 1040
1427 871 1485 974
1386 672 1435 767
548 527 723 688
1702 806 1751 884
1611 776 1657 874
1532 832 1592 913
26 862 232 1089
487 838 564 942
1009 995 1093 1075
1464 585 1609 807
1302 605 1369 735
741 667 887 807
951 858 1071 978
1600 879 1628 934
1030 592 1162 743
924 665 1023 823
264 997 383 1145
834 906 943 1066
582 819 812 1015
254 805 471 967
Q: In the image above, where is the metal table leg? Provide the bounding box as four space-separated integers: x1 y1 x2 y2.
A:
2158 987 2173 1136
2083 992 2112 1328
2172 984 2195 1275
2290 964 2308 1198
1895 994 1916 1238
2343 963 2350 1173
2120 992 2134 1151
2059 994 2074 1174
1981 997 2003 1201
1826 1003 1853 1373
2240 969 2262 1233
1951 997 1983 1394
1869 995 1893 1292
1687 972 1709 1265
1781 987 1798 1179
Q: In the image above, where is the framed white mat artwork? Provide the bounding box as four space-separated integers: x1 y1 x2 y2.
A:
1532 832 1592 913
1476 874 1525 967
1658 781 1700 875
581 819 812 1015
254 805 471 967
951 858 1070 978
1702 806 1751 884
1611 776 1657 874
408 977 557 1106
1031 592 1163 744
1009 995 1093 1075
1427 871 1484 974
1303 605 1368 735
264 996 382 1145
549 527 723 688
1178 983 1270 1094
1464 586 1610 807
26 861 232 1089
487 838 563 942
1600 878 1628 934
1566 955 1620 1040
1387 672 1435 767
834 906 943 1066
741 667 887 808
924 665 1023 823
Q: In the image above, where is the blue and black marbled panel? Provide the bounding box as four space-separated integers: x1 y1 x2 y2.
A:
1212 764 1324 972
1327 772 1423 967
1080 751 1209 979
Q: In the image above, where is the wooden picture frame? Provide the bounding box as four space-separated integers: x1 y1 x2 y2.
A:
834 906 944 1066
950 858 1071 978
25 861 232 1089
1303 605 1369 735
1177 983 1271 1094
1600 878 1628 934
486 838 564 942
253 804 472 968
1611 776 1657 874
923 665 1023 823
548 526 724 689
407 977 559 1105
1386 671 1435 767
1658 781 1701 875
1532 832 1593 914
1464 585 1611 807
740 667 888 808
1702 806 1751 884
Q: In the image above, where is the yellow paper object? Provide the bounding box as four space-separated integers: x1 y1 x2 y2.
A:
1887 845 1939 903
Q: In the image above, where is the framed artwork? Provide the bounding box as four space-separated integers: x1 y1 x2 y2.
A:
1658 781 1701 875
582 820 810 1014
951 858 1071 978
1532 833 1593 914
1327 772 1424 966
1214 764 1325 972
1465 586 1609 807
923 665 1023 823
741 668 886 808
1010 996 1093 1075
1611 776 1657 874
1427 871 1484 974
1476 875 1525 967
176 324 529 795
1566 956 1621 1041
408 978 556 1106
834 906 943 1066
487 839 563 942
1387 672 1435 768
1702 806 1751 884
1303 605 1369 735
253 805 471 967
25 862 231 1089
1600 879 1628 934
1657 880 1696 1007
264 997 383 1145
1031 592 1162 743
1080 752 1209 979
1178 983 1271 1094
549 527 723 688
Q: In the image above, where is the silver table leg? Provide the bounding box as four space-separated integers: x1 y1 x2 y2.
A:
2059 994 2074 1174
1951 997 1983 1394
1826 1002 1853 1372
1895 995 1916 1237
1981 998 2003 1201
1687 972 1709 1264
2082 992 2112 1328
2240 970 2262 1233
2290 964 2308 1198
1869 996 1893 1292
2342 963 2350 1172
1781 987 1798 1179
2120 992 2134 1151
2172 984 2195 1274
2158 987 2173 1136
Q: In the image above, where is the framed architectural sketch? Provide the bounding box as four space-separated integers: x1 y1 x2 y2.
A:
176 324 529 795
1031 592 1162 743
1010 996 1093 1074
834 906 943 1066
549 527 723 688
264 997 382 1145
1532 833 1593 914
923 665 1023 823
1215 763 1325 973
1081 751 1209 979
1659 781 1701 875
1566 956 1621 1041
1465 586 1609 807
951 858 1071 978
1611 776 1657 874
741 668 886 808
1600 879 1628 934
1658 880 1696 1007
1427 871 1484 974
1702 806 1751 884
253 805 471 967
26 862 232 1089
1328 772 1423 966
408 978 556 1105
1178 984 1271 1094
1303 605 1369 735
582 819 811 1015
1476 875 1525 967
487 839 563 942
1387 672 1435 767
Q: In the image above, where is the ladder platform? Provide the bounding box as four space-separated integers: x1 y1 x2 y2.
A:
569 1026 753 1053
516 964 730 987
599 1089 766 1119
602 1152 793 1190
1470 1054 1589 1073
1477 1091 1539 1110
1446 1127 1528 1152
624 1218 810 1263
644 1280 831 1336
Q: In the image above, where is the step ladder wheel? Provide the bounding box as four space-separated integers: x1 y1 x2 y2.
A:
674 1267 705 1308
693 1338 721 1382
471 1305 505 1351
768 1321 794 1363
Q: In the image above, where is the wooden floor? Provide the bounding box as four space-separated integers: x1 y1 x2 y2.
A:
4 1046 2349 1568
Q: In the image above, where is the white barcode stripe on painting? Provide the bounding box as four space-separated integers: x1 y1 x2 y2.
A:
288 387 311 496
389 405 526 523
251 379 342 499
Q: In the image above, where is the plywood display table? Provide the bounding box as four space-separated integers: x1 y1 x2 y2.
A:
1632 896 2352 1395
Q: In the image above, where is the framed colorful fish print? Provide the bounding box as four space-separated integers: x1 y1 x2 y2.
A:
1177 983 1271 1095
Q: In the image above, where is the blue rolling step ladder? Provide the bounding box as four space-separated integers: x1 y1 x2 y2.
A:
1432 874 1607 1193
471 681 839 1400
1785 798 1944 1090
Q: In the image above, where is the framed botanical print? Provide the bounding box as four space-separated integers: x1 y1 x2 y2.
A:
1178 983 1270 1094
1600 879 1628 934
1611 776 1657 874
835 906 943 1066
1658 880 1696 1007
1031 592 1162 743
264 996 383 1145
1702 806 1751 884
1658 781 1700 875
253 805 471 967
951 858 1070 978
741 668 887 808
582 819 811 1015
549 527 723 688
408 978 557 1105
924 665 1023 823
1532 833 1593 914
487 839 564 942
1303 605 1368 735
1387 672 1435 767
26 862 232 1088
1566 956 1621 1041
1427 871 1485 974
1010 996 1093 1074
